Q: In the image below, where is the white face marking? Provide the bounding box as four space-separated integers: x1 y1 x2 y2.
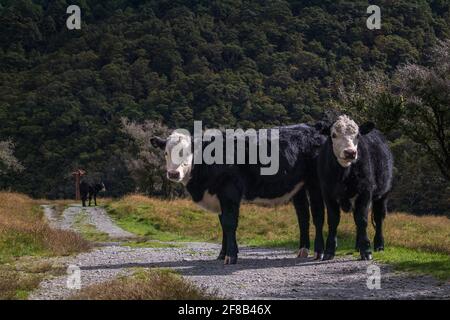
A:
165 131 193 184
331 115 359 168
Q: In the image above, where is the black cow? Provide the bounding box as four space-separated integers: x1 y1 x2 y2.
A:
80 181 106 207
316 115 393 261
151 124 326 264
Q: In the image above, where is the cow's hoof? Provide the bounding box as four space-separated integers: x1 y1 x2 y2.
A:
314 252 324 260
297 248 309 258
360 251 373 260
322 253 335 261
374 246 384 252
224 256 237 265
217 253 226 260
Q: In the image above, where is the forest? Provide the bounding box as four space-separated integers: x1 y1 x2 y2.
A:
0 0 449 215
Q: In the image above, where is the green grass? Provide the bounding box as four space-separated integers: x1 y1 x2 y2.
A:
374 247 450 280
123 240 184 248
106 195 450 281
72 210 111 242
0 232 48 263
108 208 197 242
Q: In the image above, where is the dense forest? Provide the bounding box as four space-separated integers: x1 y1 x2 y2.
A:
0 0 449 215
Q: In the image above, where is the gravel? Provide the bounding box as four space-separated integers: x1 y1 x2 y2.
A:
42 204 135 239
30 205 450 300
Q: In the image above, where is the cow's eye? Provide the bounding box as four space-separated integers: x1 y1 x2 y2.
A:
331 133 337 139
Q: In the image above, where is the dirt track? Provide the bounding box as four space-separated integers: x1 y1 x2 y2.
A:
29 205 450 300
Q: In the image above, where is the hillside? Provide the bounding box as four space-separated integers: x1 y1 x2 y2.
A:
0 0 449 214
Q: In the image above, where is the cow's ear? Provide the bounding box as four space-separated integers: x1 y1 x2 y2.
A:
314 121 331 136
359 122 375 135
150 137 167 149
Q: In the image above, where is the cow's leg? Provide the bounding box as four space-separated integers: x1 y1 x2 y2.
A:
88 193 92 206
81 190 87 207
293 188 310 258
323 195 340 260
220 203 239 265
94 193 97 206
372 196 387 252
354 192 372 260
218 184 241 265
217 214 227 260
309 184 325 260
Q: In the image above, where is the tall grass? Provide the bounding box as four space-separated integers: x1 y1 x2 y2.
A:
0 192 90 299
70 269 217 300
0 192 90 262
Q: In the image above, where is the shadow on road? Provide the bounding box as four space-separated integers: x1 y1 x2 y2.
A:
78 254 358 277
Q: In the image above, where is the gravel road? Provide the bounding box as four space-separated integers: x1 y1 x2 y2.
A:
30 205 450 300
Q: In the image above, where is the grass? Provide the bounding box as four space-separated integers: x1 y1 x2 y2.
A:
72 210 110 242
107 194 450 280
0 193 90 262
123 240 183 248
0 192 90 299
70 268 218 300
0 257 67 300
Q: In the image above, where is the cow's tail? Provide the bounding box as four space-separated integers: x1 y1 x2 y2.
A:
371 209 376 229
371 197 388 229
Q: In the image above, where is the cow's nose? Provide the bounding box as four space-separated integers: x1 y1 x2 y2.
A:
168 170 180 180
344 150 357 160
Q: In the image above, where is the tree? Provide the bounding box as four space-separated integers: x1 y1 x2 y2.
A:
336 40 450 181
121 118 183 198
0 140 24 174
393 40 450 180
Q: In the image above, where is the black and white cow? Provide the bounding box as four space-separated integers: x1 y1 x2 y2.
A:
80 180 106 207
316 115 393 261
151 125 326 264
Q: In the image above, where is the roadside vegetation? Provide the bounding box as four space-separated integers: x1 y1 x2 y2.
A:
0 192 90 299
107 195 450 280
70 268 217 300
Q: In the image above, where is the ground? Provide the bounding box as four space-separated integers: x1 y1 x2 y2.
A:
29 204 450 300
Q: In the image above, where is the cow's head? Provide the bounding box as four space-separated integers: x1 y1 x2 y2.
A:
151 131 193 184
94 182 106 193
319 115 374 168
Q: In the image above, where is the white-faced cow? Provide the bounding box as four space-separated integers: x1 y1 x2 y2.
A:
316 115 393 261
151 125 326 264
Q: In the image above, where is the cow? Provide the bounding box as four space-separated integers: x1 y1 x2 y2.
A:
151 124 326 264
316 115 393 261
80 180 106 207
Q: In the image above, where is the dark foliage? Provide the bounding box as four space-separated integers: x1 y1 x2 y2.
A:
0 0 448 214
